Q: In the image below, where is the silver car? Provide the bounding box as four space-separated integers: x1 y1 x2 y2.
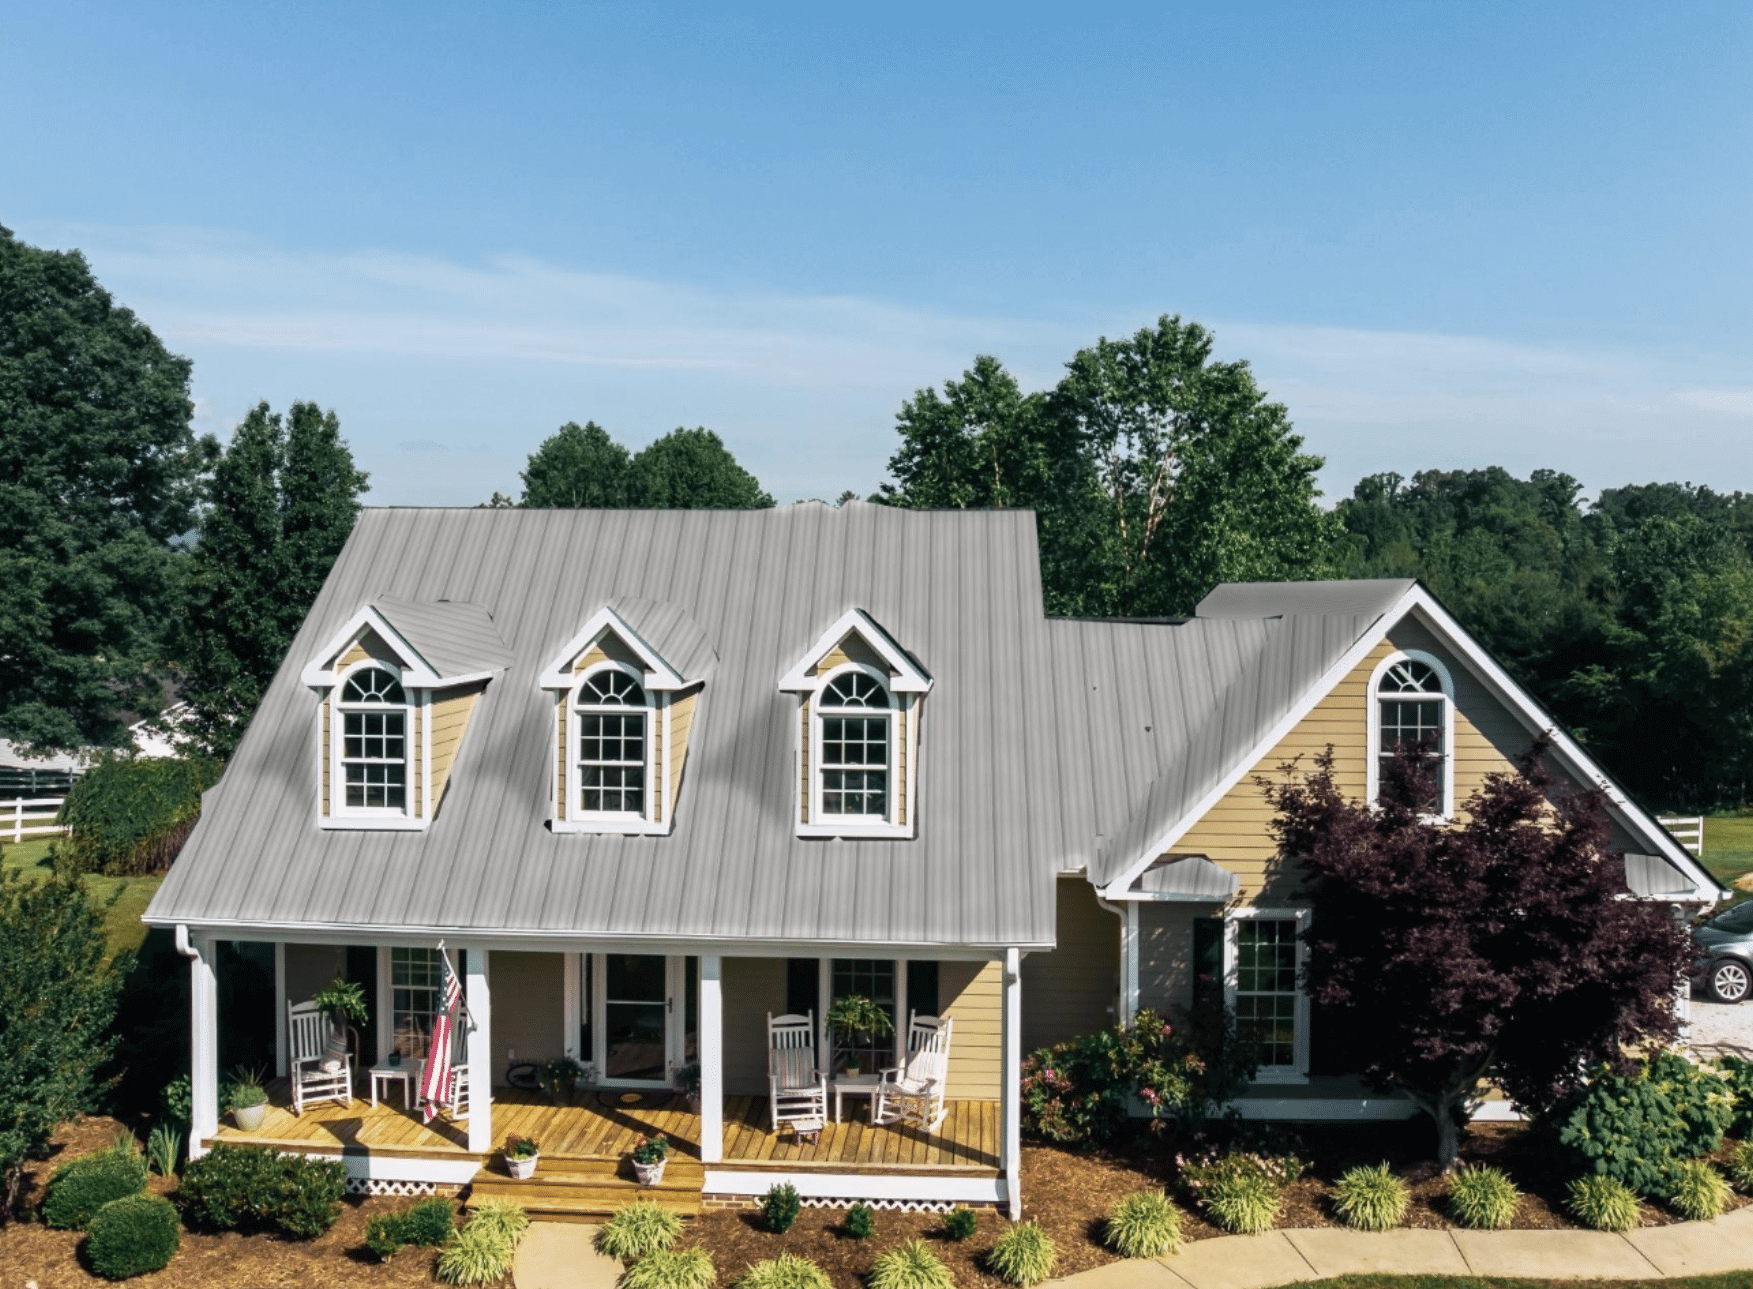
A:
1694 900 1753 1003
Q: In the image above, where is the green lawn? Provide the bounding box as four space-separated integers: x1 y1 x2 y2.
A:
0 835 159 958
1703 813 1753 894
1269 1276 1753 1289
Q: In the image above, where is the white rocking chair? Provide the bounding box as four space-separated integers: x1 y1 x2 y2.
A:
288 1000 353 1115
874 1011 953 1133
767 1011 828 1134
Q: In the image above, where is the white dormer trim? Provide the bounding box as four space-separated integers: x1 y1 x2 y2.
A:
301 605 443 688
539 606 689 691
778 608 932 694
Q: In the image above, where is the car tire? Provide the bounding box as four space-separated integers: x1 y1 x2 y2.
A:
1708 959 1752 1004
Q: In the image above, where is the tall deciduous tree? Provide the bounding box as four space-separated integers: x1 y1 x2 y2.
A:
176 402 368 757
0 871 128 1215
629 426 775 509
0 225 215 751
1265 744 1692 1168
520 420 632 507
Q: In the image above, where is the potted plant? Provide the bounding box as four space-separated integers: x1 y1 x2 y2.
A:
503 1134 540 1180
542 1056 583 1107
672 1061 701 1108
630 1134 669 1185
825 994 894 1077
310 977 369 1071
228 1066 269 1132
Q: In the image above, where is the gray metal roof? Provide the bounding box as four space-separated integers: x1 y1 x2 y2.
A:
603 596 720 683
1132 855 1239 900
1196 579 1414 620
1624 852 1704 899
146 504 1057 949
373 596 515 679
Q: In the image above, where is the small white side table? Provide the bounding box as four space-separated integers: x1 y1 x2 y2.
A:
832 1073 882 1123
369 1062 416 1110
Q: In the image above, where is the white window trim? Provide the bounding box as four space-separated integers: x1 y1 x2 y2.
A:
557 661 667 836
322 659 424 831
1366 648 1457 824
1225 906 1311 1085
799 662 912 839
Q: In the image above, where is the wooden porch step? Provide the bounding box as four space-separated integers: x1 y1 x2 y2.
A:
468 1156 704 1220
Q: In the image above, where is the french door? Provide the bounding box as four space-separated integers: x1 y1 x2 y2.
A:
584 954 696 1087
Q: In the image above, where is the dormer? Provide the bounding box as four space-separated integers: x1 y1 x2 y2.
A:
780 608 932 839
539 600 715 836
301 598 513 830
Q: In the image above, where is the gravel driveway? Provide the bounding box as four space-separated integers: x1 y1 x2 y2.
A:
1689 993 1753 1061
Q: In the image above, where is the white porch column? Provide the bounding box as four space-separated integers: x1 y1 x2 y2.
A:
699 953 723 1163
463 946 493 1155
562 953 583 1061
188 931 220 1153
273 942 288 1078
1001 947 1023 1219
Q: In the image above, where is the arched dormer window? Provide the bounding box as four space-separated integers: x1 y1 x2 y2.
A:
337 665 410 814
816 666 894 823
1369 651 1455 818
573 665 653 821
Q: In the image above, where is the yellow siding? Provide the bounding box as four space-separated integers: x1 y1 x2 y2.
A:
428 684 485 816
939 959 1003 1101
723 958 789 1096
412 703 422 816
1021 878 1119 1052
320 700 329 814
491 952 566 1085
1173 623 1541 903
812 632 889 677
1137 904 1196 1014
896 706 908 826
336 628 399 669
669 689 699 812
799 695 810 824
555 697 567 818
653 703 665 822
571 629 644 674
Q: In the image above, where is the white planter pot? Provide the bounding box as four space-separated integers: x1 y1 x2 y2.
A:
633 1158 667 1186
233 1102 267 1132
506 1153 539 1180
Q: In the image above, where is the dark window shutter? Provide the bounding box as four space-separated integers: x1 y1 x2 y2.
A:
1191 917 1224 1016
906 960 939 1019
786 958 820 1018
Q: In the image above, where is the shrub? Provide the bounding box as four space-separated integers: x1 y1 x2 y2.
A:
1714 1056 1753 1138
1447 1164 1520 1230
1668 1158 1731 1220
621 1247 716 1289
1022 1007 1257 1144
403 1196 458 1246
1200 1172 1279 1235
845 1202 874 1239
597 1200 684 1259
468 1198 530 1247
1568 1175 1642 1232
43 1150 149 1229
1554 1051 1736 1196
987 1221 1056 1287
366 1213 407 1261
737 1253 832 1289
1333 1162 1409 1232
942 1206 977 1241
1729 1140 1753 1193
146 1124 180 1179
86 1193 180 1279
1105 1189 1183 1258
868 1239 955 1289
437 1202 528 1286
177 1143 346 1237
54 753 220 876
762 1182 801 1234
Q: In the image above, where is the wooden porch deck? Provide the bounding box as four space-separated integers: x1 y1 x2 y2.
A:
209 1081 999 1174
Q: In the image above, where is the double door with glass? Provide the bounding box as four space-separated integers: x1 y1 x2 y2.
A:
582 954 697 1087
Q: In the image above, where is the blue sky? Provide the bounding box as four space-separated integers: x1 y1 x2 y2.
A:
5 2 1751 506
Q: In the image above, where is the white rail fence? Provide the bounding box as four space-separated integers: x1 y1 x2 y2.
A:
6 796 68 844
1658 815 1705 858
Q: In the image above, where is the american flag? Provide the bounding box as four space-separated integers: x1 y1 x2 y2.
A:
420 949 463 1123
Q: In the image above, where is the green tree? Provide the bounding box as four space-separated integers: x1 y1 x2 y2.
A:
520 420 631 507
0 871 128 1215
176 402 368 757
0 224 215 751
629 426 775 508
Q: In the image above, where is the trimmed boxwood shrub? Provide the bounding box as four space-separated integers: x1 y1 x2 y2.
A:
54 754 220 876
178 1143 346 1237
1554 1051 1735 1196
43 1150 149 1229
86 1193 180 1279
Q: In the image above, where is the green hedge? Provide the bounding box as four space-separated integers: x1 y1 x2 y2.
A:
1554 1051 1736 1196
87 1193 180 1279
42 1150 149 1230
55 754 220 876
177 1143 345 1238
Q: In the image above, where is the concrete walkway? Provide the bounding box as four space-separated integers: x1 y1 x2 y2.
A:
1045 1206 1753 1289
512 1222 623 1289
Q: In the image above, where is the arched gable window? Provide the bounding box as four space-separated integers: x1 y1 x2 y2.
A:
338 666 410 813
574 665 651 818
1370 651 1454 818
817 667 893 821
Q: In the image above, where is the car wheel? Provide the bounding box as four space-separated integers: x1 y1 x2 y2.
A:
1708 959 1752 1004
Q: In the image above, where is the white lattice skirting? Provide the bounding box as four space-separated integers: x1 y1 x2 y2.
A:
346 1178 441 1197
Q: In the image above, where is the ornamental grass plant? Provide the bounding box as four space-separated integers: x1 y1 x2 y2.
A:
620 1246 717 1289
868 1238 955 1289
986 1221 1056 1287
1446 1164 1521 1229
736 1253 833 1289
1197 1171 1279 1236
1332 1162 1409 1232
597 1201 685 1260
1729 1140 1753 1193
1567 1175 1642 1233
436 1202 529 1287
1103 1190 1183 1259
1668 1158 1732 1220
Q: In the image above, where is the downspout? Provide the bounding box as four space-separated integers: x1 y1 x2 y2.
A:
1094 884 1136 1026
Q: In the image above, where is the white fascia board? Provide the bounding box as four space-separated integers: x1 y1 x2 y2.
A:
1402 590 1722 900
299 605 442 687
778 608 933 693
1098 593 1412 899
538 606 687 690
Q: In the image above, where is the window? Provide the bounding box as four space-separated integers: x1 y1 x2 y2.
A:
339 667 408 813
1372 652 1453 817
818 669 891 821
390 947 440 1060
575 667 650 818
1233 919 1299 1070
831 958 897 1073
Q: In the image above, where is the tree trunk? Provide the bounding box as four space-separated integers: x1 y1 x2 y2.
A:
1433 1095 1461 1171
